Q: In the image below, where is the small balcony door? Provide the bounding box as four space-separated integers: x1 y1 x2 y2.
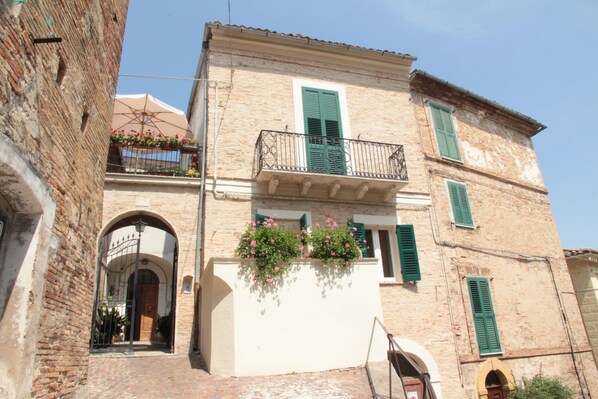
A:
302 87 346 175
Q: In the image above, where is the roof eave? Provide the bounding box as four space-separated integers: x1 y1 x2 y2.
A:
410 70 547 136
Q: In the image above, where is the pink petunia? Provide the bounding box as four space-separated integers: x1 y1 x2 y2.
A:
266 278 273 284
352 227 357 231
250 240 257 247
274 266 280 273
299 245 305 251
331 251 336 257
345 243 350 248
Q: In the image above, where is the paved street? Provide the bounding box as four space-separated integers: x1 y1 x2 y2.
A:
83 353 373 399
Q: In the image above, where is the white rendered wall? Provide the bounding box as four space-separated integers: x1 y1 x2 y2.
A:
201 258 387 376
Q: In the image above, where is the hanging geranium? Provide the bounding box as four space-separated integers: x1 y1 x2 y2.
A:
235 217 304 286
306 217 362 267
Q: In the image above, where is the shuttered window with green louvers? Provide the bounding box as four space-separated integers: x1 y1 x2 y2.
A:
467 277 501 354
348 221 368 257
255 213 268 227
396 224 420 282
431 103 461 161
302 87 345 175
447 181 474 227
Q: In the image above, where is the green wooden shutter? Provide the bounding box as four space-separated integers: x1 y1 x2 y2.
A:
467 277 501 354
302 88 323 137
299 214 308 231
302 87 345 175
299 213 308 244
447 181 474 227
396 225 421 282
431 104 461 161
255 213 268 227
348 221 368 257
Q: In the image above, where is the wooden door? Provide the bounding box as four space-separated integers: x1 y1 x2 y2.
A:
139 285 158 341
486 387 504 399
404 378 424 399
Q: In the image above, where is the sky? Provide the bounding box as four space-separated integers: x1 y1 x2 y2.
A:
116 0 598 249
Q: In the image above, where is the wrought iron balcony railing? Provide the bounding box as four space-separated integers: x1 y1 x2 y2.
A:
256 130 408 181
106 144 201 178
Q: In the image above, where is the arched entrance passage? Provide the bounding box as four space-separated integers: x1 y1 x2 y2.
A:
91 212 178 353
476 359 515 399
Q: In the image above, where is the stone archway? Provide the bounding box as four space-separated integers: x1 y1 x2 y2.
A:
476 359 515 399
92 211 178 353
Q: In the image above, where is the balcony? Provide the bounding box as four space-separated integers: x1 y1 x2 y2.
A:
106 144 201 178
255 130 408 201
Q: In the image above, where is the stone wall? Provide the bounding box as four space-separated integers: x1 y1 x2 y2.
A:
0 2 128 398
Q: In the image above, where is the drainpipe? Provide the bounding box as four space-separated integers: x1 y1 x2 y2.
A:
194 45 208 286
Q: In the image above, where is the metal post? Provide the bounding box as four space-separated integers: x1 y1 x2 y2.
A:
129 233 141 352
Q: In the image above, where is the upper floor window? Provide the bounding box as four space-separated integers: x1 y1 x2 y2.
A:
447 181 474 227
430 103 461 161
467 277 501 355
302 87 345 175
350 219 420 283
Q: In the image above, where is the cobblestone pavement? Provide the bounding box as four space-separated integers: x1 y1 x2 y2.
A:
83 353 373 399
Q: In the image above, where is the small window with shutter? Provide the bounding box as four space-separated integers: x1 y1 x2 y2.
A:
350 220 420 282
467 277 501 355
430 103 461 161
447 181 474 227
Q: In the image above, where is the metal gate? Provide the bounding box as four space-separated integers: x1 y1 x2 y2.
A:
90 236 141 352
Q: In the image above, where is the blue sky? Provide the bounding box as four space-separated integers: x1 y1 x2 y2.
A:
117 0 598 249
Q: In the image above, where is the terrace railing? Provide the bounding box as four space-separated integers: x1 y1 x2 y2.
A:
106 144 201 178
256 130 408 181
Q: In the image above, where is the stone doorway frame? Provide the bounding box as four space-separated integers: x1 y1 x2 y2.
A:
476 359 515 399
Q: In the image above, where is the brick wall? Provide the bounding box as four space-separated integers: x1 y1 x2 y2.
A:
0 2 128 398
411 81 598 397
102 180 200 354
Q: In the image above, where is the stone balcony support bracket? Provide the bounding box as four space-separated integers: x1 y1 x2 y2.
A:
300 178 312 197
383 185 397 202
268 176 279 195
328 180 341 199
355 183 369 200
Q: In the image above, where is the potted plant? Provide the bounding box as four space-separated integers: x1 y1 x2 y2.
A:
93 304 129 348
155 312 172 346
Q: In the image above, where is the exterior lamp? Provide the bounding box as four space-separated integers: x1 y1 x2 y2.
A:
132 219 147 234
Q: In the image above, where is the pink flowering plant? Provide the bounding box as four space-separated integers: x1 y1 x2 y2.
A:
306 217 361 267
235 217 304 285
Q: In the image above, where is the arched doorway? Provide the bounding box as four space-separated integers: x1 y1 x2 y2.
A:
476 359 515 399
90 212 178 353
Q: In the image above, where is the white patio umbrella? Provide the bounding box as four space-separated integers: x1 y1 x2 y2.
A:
112 94 191 138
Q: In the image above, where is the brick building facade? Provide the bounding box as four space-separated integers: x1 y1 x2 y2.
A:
182 23 598 398
0 2 128 398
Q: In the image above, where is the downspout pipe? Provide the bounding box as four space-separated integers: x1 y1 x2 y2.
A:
194 43 209 286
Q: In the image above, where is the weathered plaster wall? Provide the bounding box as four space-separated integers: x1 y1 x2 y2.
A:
567 258 598 366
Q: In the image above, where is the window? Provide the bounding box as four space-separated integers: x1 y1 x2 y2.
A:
302 87 345 175
467 277 501 355
350 220 420 282
430 103 461 161
447 181 474 227
256 210 309 233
